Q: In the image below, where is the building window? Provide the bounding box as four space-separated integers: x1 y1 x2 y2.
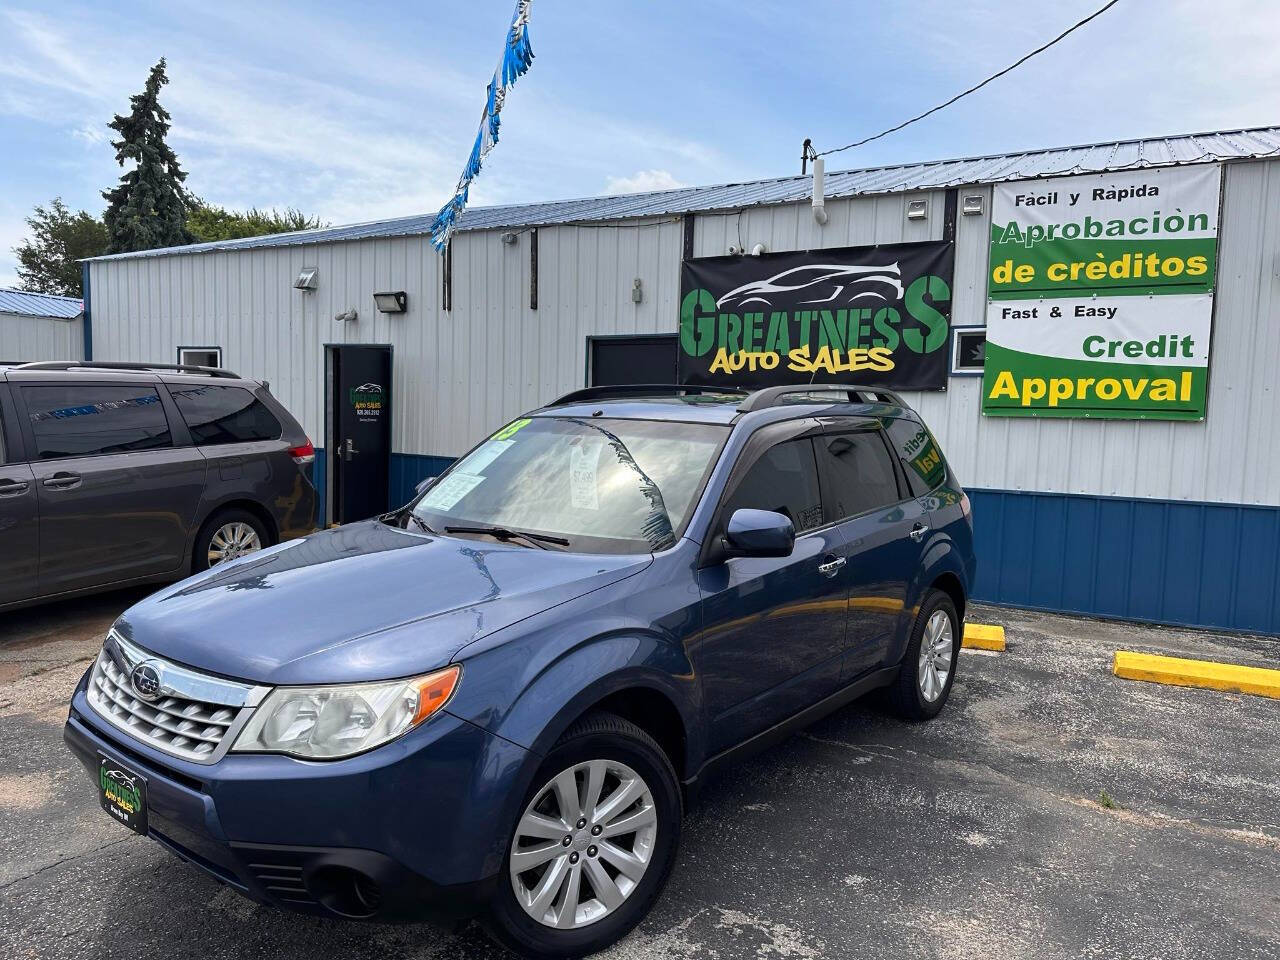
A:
178 346 222 370
950 328 986 376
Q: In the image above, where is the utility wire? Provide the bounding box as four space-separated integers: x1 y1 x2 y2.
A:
815 0 1123 158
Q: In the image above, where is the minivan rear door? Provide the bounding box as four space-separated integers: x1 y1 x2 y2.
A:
14 379 207 596
0 383 38 606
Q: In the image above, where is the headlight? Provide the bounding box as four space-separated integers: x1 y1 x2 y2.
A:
232 666 460 760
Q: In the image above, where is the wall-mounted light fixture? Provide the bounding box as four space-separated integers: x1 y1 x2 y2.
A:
631 278 643 303
906 199 928 221
962 195 984 216
501 232 519 246
294 267 319 290
372 291 408 313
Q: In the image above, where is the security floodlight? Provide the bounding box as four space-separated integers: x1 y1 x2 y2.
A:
962 195 984 216
294 267 319 290
373 291 408 313
906 199 928 221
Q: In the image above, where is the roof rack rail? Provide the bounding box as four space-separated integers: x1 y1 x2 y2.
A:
548 383 749 406
11 360 240 379
736 383 907 413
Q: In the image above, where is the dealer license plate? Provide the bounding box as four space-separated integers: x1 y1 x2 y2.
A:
97 753 148 835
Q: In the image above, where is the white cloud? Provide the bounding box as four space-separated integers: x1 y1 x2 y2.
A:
604 169 690 195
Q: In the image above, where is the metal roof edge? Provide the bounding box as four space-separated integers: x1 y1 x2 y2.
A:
83 123 1280 263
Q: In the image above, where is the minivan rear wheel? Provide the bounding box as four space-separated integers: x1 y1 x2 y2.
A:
486 711 681 958
193 509 269 572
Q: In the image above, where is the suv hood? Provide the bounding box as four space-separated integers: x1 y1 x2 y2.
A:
117 520 651 686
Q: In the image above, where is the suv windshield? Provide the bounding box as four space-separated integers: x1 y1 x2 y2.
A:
411 416 728 554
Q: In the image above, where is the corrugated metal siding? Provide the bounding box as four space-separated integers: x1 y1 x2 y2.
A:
970 489 1280 635
905 161 1280 507
87 218 686 459
88 158 1280 509
0 311 83 362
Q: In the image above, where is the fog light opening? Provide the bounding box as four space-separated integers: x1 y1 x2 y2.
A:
310 865 383 919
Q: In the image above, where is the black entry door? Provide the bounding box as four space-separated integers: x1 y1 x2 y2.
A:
326 345 392 524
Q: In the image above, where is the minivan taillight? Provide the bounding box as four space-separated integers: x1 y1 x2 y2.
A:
289 440 315 465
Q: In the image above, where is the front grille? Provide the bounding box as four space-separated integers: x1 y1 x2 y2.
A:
85 631 268 764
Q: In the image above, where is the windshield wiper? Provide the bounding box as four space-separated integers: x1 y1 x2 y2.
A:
406 513 439 535
444 525 569 549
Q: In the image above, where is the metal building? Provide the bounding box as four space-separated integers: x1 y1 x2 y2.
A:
80 126 1280 634
0 288 84 363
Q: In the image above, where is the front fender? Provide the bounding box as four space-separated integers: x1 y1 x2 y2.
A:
451 626 702 764
447 626 701 881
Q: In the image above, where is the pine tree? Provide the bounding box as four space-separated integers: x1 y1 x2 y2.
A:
101 58 193 253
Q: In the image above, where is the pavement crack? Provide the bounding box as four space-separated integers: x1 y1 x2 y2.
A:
0 836 135 891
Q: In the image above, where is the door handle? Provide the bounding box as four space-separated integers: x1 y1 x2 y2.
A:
909 522 930 542
42 473 82 490
818 556 847 577
343 438 359 462
0 478 29 497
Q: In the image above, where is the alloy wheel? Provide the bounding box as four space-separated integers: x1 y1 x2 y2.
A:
917 609 954 702
509 759 658 929
207 522 262 566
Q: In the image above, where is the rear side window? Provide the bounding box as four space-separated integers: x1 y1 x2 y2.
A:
885 417 946 497
169 384 281 444
22 385 172 459
721 438 824 533
816 430 901 520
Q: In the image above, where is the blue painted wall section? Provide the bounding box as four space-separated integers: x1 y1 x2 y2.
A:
969 489 1280 636
306 453 1279 635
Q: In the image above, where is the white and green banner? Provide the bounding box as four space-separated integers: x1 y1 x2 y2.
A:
983 165 1220 420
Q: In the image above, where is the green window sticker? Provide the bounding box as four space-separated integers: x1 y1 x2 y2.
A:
491 418 532 441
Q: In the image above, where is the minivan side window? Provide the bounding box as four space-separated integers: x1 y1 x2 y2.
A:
816 430 901 520
169 384 282 445
884 417 946 497
22 385 172 460
721 438 824 533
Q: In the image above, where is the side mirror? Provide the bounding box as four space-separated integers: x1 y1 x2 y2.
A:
723 508 795 559
414 476 438 496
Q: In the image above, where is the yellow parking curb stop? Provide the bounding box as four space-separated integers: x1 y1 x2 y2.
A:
1113 651 1280 700
963 623 1006 651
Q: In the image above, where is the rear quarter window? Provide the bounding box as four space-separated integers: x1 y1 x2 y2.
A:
169 384 282 444
885 417 946 497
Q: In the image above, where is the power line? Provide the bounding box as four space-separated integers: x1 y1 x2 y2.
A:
815 0 1124 158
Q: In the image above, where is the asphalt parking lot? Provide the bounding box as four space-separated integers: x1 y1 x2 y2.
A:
1 592 1277 960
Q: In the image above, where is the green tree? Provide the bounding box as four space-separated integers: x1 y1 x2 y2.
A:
12 199 108 297
187 202 326 243
101 58 193 253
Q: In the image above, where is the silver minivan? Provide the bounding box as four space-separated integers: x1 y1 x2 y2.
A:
0 360 317 611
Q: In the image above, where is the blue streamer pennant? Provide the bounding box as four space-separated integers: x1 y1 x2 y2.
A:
430 0 535 251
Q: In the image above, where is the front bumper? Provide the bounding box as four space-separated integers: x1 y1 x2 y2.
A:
64 671 528 921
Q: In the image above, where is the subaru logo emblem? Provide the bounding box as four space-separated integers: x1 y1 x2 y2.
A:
130 662 162 701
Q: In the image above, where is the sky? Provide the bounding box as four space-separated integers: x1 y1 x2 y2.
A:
1 0 1278 288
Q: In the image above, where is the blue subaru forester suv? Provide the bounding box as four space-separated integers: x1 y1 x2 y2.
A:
64 383 976 958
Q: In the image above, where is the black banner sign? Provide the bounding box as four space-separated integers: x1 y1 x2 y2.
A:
678 241 954 390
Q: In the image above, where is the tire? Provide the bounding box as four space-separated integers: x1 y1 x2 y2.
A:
485 711 682 958
885 589 960 722
192 508 269 572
